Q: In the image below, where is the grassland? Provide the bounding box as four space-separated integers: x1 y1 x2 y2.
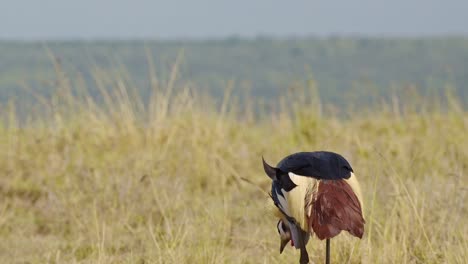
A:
0 66 467 263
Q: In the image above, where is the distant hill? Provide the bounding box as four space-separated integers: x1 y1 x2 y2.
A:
1 37 467 108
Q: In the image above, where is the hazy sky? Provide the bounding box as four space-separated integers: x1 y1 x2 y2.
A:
1 0 467 40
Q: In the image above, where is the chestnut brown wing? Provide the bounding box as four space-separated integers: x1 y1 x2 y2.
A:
309 180 365 240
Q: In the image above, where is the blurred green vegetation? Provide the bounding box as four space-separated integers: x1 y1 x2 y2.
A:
1 37 467 109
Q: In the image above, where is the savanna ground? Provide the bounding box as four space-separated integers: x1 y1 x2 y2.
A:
0 63 467 264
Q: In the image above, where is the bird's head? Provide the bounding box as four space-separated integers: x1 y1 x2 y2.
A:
277 219 292 253
276 218 310 253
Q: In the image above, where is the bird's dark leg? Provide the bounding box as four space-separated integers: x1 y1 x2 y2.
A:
299 246 309 264
325 239 330 264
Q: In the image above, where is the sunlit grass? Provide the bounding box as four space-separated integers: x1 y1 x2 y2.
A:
0 62 467 263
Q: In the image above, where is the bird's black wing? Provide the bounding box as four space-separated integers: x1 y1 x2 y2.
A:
277 151 353 180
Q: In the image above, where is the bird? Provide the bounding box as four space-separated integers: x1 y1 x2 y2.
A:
263 151 365 264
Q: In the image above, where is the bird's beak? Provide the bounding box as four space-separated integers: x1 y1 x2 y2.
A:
280 238 288 254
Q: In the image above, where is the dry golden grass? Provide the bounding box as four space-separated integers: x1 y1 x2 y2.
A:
0 64 467 264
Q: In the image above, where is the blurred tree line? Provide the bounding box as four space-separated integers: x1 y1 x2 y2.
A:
0 37 467 109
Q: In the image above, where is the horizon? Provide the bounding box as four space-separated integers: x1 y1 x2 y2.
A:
1 0 467 41
1 34 468 43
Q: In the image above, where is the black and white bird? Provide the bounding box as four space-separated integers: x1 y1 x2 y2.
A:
263 151 365 264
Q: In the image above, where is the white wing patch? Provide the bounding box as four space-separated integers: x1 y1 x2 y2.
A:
288 172 303 186
344 172 364 210
286 172 318 231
